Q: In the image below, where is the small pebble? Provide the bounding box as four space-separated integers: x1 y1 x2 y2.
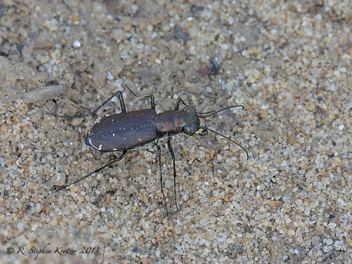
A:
73 40 81 48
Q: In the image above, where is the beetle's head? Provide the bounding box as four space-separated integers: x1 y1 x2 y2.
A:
179 106 200 135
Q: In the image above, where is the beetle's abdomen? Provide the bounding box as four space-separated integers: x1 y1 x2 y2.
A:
85 109 157 152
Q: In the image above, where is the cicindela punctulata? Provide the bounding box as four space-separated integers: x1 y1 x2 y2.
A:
49 87 248 216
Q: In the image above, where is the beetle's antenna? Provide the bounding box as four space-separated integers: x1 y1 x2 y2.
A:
200 126 249 160
123 84 138 97
197 105 244 118
197 105 248 158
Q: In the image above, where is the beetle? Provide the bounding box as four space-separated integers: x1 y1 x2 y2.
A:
51 88 248 215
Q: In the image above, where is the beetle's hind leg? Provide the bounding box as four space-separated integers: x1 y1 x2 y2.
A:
52 150 128 191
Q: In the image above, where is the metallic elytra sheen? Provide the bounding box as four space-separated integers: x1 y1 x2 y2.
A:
85 107 200 152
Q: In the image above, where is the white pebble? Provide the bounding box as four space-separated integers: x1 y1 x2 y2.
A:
73 40 81 48
107 71 113 80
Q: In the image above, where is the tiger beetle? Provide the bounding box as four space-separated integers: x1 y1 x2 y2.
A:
50 86 248 216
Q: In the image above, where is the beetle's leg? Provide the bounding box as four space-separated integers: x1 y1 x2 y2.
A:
47 112 90 119
48 90 126 118
167 136 179 212
156 139 169 216
174 98 188 111
52 150 128 191
139 95 155 110
123 84 155 110
90 91 126 115
117 91 127 113
123 84 138 97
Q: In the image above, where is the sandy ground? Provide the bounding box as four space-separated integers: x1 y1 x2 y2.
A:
0 0 351 263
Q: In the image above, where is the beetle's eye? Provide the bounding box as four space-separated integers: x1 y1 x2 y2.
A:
183 124 197 135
